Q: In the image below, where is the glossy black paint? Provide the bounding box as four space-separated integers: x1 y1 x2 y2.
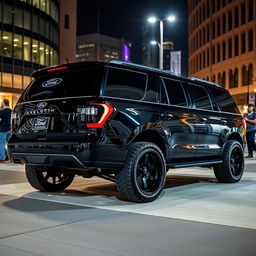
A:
8 61 245 173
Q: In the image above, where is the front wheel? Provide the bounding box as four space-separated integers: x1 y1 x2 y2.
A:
25 165 75 192
116 142 166 203
214 140 244 183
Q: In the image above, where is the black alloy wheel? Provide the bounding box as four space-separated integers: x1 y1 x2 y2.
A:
116 142 166 203
25 165 75 192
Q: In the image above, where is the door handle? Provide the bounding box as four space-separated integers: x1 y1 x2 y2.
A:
161 113 173 119
220 119 227 125
198 117 208 122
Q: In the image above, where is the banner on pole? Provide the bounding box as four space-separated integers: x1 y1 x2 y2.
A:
170 51 181 75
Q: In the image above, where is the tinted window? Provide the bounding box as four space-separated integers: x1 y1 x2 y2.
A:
104 67 147 100
19 67 103 102
209 87 240 114
187 84 212 110
162 78 187 106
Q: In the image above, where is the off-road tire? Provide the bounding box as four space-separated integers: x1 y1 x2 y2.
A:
25 165 75 192
214 140 244 183
116 142 166 203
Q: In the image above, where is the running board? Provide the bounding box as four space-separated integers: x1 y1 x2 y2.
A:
167 160 223 168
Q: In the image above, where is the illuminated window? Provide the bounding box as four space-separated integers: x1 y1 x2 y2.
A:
2 31 12 58
32 40 39 63
2 73 12 88
23 36 31 62
14 74 22 89
39 42 45 65
13 34 22 60
3 3 12 24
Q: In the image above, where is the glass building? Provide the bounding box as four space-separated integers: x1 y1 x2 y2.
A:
0 0 60 107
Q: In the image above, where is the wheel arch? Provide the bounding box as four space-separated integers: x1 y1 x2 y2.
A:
132 129 167 157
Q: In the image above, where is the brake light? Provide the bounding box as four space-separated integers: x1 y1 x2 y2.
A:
86 103 114 128
47 66 67 72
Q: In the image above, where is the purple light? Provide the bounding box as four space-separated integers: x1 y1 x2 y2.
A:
122 44 130 62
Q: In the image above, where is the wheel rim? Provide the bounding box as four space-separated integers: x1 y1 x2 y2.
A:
230 146 244 177
39 167 72 186
135 150 164 195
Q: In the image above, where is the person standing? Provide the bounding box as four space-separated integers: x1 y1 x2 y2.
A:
244 104 256 158
0 99 12 162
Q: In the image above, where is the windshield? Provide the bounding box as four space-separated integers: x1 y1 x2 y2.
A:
19 67 104 102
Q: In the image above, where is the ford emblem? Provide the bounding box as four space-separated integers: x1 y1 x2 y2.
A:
42 78 62 88
37 102 47 108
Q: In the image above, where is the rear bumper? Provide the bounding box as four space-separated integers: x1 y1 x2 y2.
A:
8 142 128 169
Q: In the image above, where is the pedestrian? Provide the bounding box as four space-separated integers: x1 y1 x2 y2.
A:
0 99 12 162
244 104 256 158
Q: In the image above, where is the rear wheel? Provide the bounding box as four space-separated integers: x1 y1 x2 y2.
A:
116 142 166 203
214 140 244 183
25 165 75 192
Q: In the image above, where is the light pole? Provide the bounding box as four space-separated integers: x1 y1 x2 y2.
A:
148 16 176 69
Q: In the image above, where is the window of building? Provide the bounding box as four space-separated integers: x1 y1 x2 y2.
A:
217 18 220 37
64 14 69 29
206 1 210 17
161 78 187 106
212 21 215 39
105 68 147 100
24 10 31 30
2 31 12 58
212 0 216 14
207 48 210 66
203 51 206 68
32 39 39 63
218 73 222 85
234 7 239 28
222 14 226 34
212 46 215 65
242 66 248 86
13 34 22 60
217 0 221 10
39 42 45 65
32 14 39 33
222 41 226 60
228 38 232 58
14 7 23 28
217 44 220 62
241 33 246 54
229 70 234 88
234 68 238 88
249 0 254 21
212 74 216 83
207 24 210 42
234 36 239 56
248 30 253 51
3 3 12 24
222 72 226 88
222 0 226 7
187 84 212 110
23 36 31 62
241 2 246 25
228 10 232 30
248 64 253 84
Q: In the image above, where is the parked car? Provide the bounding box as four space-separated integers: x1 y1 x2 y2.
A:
8 60 246 202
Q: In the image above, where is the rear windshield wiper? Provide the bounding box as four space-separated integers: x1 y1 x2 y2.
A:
30 91 55 99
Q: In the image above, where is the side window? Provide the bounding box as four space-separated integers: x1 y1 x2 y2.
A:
104 67 147 100
142 73 158 102
187 84 213 110
162 78 187 106
209 87 240 113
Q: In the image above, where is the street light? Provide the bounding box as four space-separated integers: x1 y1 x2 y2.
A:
148 15 176 69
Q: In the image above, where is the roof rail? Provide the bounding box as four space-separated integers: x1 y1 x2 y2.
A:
190 77 220 87
109 60 176 76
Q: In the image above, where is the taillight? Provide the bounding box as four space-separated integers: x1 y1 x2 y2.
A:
86 103 114 128
47 66 67 72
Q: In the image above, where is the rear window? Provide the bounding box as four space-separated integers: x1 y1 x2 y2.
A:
104 67 147 100
209 87 240 114
19 67 103 102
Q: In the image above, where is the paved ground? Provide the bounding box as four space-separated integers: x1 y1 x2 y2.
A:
0 160 256 256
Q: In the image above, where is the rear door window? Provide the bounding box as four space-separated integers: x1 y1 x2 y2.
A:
209 87 240 113
104 67 147 100
187 84 213 110
161 78 187 106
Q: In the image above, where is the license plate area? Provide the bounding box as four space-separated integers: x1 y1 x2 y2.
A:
32 117 50 130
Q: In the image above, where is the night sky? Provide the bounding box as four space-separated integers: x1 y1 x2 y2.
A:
77 0 188 75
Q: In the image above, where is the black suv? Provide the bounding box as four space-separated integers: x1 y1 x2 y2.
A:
8 61 245 203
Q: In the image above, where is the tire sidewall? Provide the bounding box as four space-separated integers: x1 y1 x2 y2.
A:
227 142 244 181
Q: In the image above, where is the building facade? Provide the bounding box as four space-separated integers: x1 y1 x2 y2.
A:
0 0 76 108
188 0 256 113
76 33 131 63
